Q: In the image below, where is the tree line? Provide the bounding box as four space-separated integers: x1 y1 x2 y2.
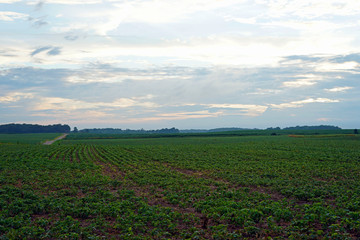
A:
78 127 180 134
0 123 71 134
267 125 341 130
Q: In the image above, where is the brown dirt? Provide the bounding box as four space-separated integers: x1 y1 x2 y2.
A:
43 133 68 145
160 162 286 202
89 152 212 236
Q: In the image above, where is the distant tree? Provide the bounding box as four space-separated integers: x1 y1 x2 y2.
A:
78 127 180 134
355 129 359 134
73 127 78 133
0 123 70 134
283 125 341 130
267 127 281 130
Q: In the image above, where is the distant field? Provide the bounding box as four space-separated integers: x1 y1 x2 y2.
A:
67 128 355 140
1 133 360 239
0 133 62 144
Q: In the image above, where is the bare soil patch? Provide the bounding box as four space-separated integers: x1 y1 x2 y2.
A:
43 133 68 145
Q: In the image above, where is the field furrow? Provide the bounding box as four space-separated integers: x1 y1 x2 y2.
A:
1 134 360 239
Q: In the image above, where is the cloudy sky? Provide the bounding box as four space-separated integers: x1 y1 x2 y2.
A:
1 0 359 130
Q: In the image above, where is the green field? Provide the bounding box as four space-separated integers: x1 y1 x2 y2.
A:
1 133 360 239
66 129 355 141
0 133 63 144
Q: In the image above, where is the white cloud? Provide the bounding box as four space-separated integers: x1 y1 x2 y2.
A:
0 11 28 21
282 74 323 88
66 74 121 84
1 0 357 69
32 108 222 124
156 110 222 120
228 17 257 25
0 0 21 3
112 98 158 108
32 110 113 118
1 0 360 129
1 20 356 69
68 110 223 124
56 0 241 36
282 79 316 88
0 92 34 103
32 96 159 111
248 89 282 95
317 118 330 122
15 32 351 68
315 61 359 72
65 71 191 84
325 86 353 92
33 97 95 111
270 98 339 109
263 20 344 32
258 0 360 18
111 0 240 23
30 109 116 127
64 36 285 67
204 103 268 117
25 0 101 4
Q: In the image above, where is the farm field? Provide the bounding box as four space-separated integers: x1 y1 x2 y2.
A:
0 133 63 145
1 133 360 239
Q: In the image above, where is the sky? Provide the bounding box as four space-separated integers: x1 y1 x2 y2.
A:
0 0 359 130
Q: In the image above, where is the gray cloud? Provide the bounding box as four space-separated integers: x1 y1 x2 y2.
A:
34 1 45 11
63 29 89 41
33 18 48 27
0 49 16 57
282 53 360 65
28 16 48 28
0 67 70 89
30 46 62 57
64 35 79 41
47 47 61 56
1 53 359 129
330 53 360 64
30 46 52 56
280 55 323 64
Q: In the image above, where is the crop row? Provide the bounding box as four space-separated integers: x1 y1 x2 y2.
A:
85 137 360 239
1 134 360 239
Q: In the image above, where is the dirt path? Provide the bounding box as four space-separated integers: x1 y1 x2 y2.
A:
43 133 68 145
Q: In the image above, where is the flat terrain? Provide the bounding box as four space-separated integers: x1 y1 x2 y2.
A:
1 133 360 239
0 133 63 144
42 134 68 145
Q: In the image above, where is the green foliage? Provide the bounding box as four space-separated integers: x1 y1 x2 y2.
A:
0 133 62 144
66 128 355 141
1 134 360 238
0 123 70 134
